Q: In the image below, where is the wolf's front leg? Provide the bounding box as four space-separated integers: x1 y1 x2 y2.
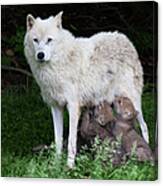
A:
51 105 64 155
67 102 80 168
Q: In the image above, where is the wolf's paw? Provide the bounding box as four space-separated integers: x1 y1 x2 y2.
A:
67 157 75 169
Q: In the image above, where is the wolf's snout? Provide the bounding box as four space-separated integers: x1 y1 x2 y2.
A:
37 52 45 61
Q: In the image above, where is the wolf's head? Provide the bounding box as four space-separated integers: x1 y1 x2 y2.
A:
24 11 63 63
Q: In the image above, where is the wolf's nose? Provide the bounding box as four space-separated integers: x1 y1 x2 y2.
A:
37 52 45 60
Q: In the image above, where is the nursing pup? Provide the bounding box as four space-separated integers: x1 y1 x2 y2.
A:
113 97 153 162
80 101 114 142
79 102 124 165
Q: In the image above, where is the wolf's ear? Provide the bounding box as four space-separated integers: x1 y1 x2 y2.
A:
27 14 35 31
54 11 63 29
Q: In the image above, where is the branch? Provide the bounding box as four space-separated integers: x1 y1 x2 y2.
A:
1 65 33 77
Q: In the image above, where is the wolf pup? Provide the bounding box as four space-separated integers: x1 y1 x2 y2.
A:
94 101 114 126
80 102 124 166
80 101 114 142
24 12 148 168
113 97 153 162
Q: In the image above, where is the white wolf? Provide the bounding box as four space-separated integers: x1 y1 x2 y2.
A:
24 11 149 168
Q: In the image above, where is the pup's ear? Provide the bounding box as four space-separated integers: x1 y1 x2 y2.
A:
54 11 63 29
26 14 35 31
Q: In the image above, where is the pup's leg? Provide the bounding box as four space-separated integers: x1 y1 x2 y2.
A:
67 102 80 168
51 105 64 155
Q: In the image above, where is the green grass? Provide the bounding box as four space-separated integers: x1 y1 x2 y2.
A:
1 82 157 180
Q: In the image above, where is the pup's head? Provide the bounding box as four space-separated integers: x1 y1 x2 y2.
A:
94 101 114 126
114 96 137 121
24 11 63 63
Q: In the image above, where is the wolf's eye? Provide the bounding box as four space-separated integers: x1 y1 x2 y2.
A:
33 38 39 43
47 38 53 43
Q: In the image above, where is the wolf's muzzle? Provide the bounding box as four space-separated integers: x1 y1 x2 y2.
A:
37 52 45 61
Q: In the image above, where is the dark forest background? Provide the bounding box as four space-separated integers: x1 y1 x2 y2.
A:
1 1 157 89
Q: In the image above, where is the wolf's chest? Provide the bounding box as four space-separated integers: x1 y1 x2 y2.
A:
35 69 67 106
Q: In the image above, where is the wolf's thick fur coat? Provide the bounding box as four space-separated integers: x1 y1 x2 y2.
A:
24 12 148 167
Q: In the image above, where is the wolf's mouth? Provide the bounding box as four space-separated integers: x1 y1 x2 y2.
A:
37 59 46 63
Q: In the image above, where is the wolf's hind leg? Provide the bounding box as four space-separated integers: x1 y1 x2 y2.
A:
137 110 149 143
132 96 149 143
